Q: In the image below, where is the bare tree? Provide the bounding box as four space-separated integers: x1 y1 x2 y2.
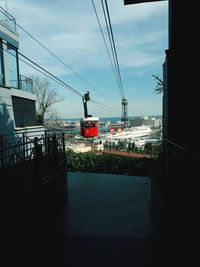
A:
152 75 164 94
30 76 63 124
44 107 62 128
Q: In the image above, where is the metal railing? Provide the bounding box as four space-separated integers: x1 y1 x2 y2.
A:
0 129 66 205
0 129 65 167
162 137 200 162
152 137 200 191
0 7 17 32
9 75 33 92
19 75 33 93
155 137 200 196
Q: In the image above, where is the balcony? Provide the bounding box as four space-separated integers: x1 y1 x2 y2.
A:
0 7 17 33
9 75 33 93
19 75 33 93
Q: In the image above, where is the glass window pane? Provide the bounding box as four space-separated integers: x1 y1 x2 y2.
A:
0 40 5 86
7 43 19 88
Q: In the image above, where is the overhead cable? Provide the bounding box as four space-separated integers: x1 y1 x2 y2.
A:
103 0 125 98
15 19 110 102
100 0 123 98
2 42 111 111
91 0 121 91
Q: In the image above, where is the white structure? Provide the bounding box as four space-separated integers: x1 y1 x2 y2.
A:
92 143 104 151
130 116 162 128
74 146 91 153
0 7 44 137
66 143 92 153
101 125 152 142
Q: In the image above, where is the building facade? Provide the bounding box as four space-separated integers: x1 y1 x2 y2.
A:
124 0 200 242
130 116 162 127
0 7 66 209
0 7 43 136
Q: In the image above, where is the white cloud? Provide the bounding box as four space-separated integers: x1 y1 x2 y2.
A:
6 0 168 71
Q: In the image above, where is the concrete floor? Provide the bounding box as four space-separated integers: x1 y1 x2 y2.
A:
67 172 154 238
1 171 177 267
63 172 163 267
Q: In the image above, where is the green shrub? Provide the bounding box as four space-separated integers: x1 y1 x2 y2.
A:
67 150 154 176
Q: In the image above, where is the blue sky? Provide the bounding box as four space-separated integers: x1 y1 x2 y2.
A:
1 0 168 119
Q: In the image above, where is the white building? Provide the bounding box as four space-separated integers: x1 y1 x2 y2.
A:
0 7 44 137
66 143 92 153
130 116 162 128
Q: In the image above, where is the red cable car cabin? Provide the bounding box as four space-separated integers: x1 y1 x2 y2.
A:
80 117 99 137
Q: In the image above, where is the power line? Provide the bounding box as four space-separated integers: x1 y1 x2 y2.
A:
20 55 111 112
91 0 121 92
92 0 125 99
90 99 111 111
100 0 123 99
19 50 111 109
103 0 125 99
15 18 110 102
2 41 111 111
18 50 83 97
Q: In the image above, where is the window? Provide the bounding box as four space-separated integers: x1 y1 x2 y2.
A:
7 43 19 88
91 121 96 128
84 122 90 128
0 39 5 86
12 96 37 127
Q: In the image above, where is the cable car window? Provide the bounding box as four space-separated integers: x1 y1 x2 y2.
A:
91 121 96 128
84 122 90 128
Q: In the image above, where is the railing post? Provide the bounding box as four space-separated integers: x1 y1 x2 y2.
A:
0 135 4 167
62 132 65 156
47 136 52 173
44 130 47 156
34 137 40 189
52 135 58 167
22 132 26 159
34 137 38 158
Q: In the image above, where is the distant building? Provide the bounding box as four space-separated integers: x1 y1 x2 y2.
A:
129 117 144 127
130 116 162 128
143 117 162 128
66 143 91 153
92 143 104 151
74 146 91 153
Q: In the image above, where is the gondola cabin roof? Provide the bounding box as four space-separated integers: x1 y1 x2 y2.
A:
81 117 99 121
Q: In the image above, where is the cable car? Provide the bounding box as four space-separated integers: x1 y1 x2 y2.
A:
80 92 99 138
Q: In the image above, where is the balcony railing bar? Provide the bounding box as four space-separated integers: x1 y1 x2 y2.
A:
0 7 17 32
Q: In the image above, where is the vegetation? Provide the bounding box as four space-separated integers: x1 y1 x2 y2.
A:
152 74 164 94
144 141 162 158
67 150 155 177
103 138 161 158
30 75 63 124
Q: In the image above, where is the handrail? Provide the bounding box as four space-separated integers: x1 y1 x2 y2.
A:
162 137 200 161
0 128 63 138
0 129 65 167
19 75 33 93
